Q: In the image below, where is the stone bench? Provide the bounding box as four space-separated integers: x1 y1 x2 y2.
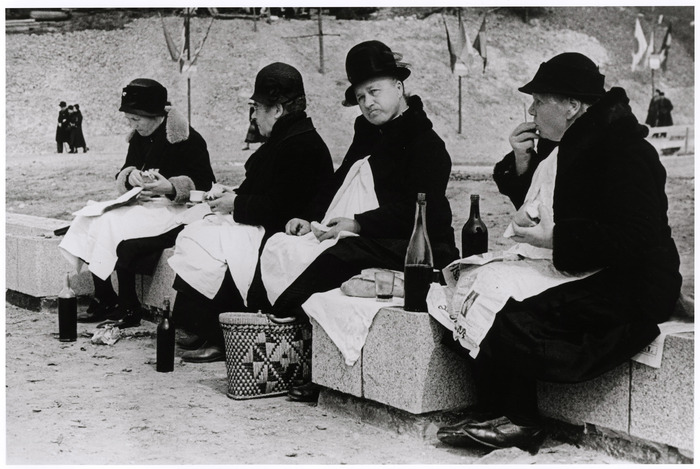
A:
6 213 694 459
5 213 176 311
311 307 694 457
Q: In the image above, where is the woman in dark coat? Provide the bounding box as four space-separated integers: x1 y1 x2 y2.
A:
72 104 88 152
437 53 681 453
168 62 334 363
59 78 215 328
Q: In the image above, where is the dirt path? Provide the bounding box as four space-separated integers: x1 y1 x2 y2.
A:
7 304 633 464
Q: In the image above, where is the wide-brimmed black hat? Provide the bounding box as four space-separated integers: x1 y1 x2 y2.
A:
518 52 605 101
250 62 305 106
343 40 411 107
59 101 67 107
119 78 168 117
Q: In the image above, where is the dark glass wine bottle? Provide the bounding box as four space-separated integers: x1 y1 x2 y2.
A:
156 299 175 372
461 194 488 257
404 193 434 312
58 273 77 342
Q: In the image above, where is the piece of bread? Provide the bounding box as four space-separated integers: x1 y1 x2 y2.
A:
340 268 405 298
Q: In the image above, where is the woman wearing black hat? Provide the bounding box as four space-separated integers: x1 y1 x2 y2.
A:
59 78 216 328
261 41 459 401
436 52 681 453
167 62 334 362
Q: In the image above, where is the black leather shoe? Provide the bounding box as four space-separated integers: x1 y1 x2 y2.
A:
457 416 546 453
113 308 142 329
437 406 503 447
77 298 119 323
181 342 225 363
288 382 320 402
177 333 206 350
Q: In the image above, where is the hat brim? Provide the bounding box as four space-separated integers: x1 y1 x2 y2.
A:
343 67 411 107
518 81 605 100
119 105 165 117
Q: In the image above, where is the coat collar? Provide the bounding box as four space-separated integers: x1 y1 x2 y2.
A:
267 111 316 144
126 107 190 143
353 95 433 144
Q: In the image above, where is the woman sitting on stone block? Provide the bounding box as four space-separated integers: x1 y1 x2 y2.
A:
59 78 215 329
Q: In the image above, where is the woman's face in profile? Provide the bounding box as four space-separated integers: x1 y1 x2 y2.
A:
123 113 162 137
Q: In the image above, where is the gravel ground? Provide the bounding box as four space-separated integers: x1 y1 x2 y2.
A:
6 303 634 465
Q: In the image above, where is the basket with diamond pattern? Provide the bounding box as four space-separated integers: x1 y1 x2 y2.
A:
219 312 312 400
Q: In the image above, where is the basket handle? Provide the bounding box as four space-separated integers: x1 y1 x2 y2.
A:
267 314 300 325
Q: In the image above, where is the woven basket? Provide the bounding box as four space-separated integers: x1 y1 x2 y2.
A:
219 312 312 400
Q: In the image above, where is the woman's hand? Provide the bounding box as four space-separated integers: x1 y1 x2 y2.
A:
127 169 145 188
285 218 311 236
207 192 236 214
141 171 174 196
510 205 554 249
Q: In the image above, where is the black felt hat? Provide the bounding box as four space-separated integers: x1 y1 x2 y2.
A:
59 101 67 107
119 78 168 117
518 52 605 101
343 40 410 106
250 62 305 106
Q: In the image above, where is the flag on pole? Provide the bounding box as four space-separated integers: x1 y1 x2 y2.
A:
631 17 648 70
643 26 655 70
472 15 487 73
160 13 181 62
658 22 672 71
442 13 469 76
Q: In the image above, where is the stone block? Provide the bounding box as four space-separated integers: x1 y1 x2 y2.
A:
11 233 94 297
630 332 694 452
140 248 176 309
538 363 630 433
6 213 68 236
310 317 363 397
362 307 475 414
6 235 19 291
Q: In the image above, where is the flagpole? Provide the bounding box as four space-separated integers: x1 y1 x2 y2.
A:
318 8 325 74
651 68 655 97
458 75 462 134
185 9 191 127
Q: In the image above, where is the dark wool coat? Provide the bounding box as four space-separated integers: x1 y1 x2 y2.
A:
233 111 334 236
489 87 682 383
56 108 70 143
116 108 215 204
305 95 459 268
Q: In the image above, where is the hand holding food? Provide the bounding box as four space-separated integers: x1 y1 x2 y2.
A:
509 122 538 174
141 170 174 196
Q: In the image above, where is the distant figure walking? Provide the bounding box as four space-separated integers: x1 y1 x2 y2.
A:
242 102 264 150
645 89 674 127
56 101 70 153
72 104 89 153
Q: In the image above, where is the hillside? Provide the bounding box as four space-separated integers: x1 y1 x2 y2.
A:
5 6 694 166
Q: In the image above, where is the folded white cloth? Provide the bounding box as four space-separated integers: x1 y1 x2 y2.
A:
167 215 265 303
303 288 402 366
59 200 187 280
261 157 379 305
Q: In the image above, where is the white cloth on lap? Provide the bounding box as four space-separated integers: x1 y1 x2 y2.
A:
434 148 599 357
167 215 265 303
303 288 401 366
261 157 379 305
59 200 187 280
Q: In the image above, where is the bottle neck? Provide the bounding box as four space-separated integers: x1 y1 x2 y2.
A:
470 198 481 219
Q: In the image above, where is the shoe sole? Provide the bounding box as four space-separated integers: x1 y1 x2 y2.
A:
181 355 225 363
463 428 546 454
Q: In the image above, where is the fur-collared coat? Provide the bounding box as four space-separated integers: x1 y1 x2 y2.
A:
116 108 215 203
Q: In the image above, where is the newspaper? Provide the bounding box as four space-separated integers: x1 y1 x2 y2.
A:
72 187 143 217
631 320 694 368
431 249 597 358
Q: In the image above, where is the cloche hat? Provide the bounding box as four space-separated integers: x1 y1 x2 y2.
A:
518 52 605 102
250 62 305 106
343 40 410 107
119 78 169 117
